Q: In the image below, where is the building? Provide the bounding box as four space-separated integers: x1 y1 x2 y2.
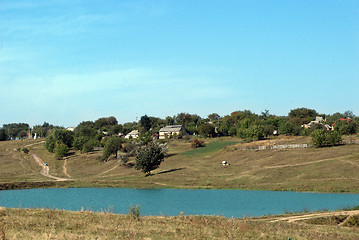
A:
159 125 185 139
125 130 139 139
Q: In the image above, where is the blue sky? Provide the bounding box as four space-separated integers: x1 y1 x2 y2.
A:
1 0 358 127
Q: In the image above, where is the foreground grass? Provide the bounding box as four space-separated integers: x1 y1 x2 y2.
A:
0 207 358 240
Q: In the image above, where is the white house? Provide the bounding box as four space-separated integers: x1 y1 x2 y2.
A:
125 130 139 139
159 125 185 139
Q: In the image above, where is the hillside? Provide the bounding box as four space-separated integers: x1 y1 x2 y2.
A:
0 136 359 192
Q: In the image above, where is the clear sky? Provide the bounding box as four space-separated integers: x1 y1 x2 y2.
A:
1 0 358 127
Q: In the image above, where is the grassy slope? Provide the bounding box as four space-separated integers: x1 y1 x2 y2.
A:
1 207 358 240
1 136 359 192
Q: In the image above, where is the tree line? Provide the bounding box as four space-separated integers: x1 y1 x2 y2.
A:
1 108 358 142
1 108 357 174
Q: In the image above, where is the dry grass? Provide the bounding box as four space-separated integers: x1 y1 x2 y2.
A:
0 207 358 240
1 136 359 192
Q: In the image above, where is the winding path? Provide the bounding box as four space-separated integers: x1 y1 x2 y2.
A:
31 153 71 181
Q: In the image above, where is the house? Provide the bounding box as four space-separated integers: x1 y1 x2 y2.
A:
125 130 139 139
301 116 325 129
66 127 75 132
159 125 185 139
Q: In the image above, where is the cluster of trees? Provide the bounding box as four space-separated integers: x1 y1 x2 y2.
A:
2 108 358 143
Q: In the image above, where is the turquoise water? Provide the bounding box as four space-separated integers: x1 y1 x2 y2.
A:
0 188 358 218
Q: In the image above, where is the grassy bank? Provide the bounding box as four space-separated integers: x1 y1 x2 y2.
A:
1 136 359 192
0 207 358 239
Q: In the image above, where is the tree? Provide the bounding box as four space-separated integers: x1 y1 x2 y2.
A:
0 128 8 141
288 107 317 125
198 123 216 138
208 113 220 122
310 129 342 147
55 143 69 159
139 114 151 132
135 142 165 175
44 135 56 152
102 137 123 161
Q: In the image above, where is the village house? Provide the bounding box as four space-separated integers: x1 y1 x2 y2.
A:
301 116 333 131
125 130 139 139
159 125 185 139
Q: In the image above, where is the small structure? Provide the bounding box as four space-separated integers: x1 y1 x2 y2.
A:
301 116 332 130
66 127 75 132
159 125 185 139
222 161 230 166
125 130 139 139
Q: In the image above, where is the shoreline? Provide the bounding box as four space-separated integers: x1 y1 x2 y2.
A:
1 180 359 194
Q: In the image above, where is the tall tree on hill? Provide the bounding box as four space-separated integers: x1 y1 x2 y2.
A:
140 114 151 132
135 142 165 176
288 107 317 126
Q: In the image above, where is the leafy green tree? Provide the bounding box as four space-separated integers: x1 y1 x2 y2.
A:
310 129 327 147
140 114 151 132
94 116 118 130
310 129 342 147
288 107 317 125
135 142 165 175
82 140 97 153
53 129 74 148
2 123 29 139
55 143 69 159
198 123 216 138
165 116 175 125
279 121 295 135
44 129 73 153
44 135 56 152
208 113 220 122
73 136 88 151
0 128 8 141
333 120 357 135
102 137 123 161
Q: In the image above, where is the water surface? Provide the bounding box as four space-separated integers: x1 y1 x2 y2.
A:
0 188 358 218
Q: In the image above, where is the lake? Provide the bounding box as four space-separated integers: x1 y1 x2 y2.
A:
0 188 358 218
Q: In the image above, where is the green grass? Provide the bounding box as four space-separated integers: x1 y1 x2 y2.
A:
181 140 240 157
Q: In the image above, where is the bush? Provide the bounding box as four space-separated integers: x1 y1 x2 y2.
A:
22 147 29 154
310 129 342 147
82 140 96 153
55 143 69 159
191 138 205 148
128 204 141 220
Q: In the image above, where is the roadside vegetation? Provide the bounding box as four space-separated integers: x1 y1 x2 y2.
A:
0 207 358 240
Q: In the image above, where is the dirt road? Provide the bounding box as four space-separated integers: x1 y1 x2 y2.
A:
31 153 71 181
263 210 359 223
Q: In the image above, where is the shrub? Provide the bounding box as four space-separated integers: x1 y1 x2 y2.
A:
55 143 69 159
191 138 205 148
128 204 141 220
22 147 29 154
310 129 342 147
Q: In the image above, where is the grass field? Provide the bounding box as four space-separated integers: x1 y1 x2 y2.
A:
1 136 359 239
1 136 359 192
1 207 358 239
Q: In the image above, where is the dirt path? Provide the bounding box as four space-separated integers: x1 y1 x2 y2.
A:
25 141 45 148
99 165 119 176
264 156 346 170
62 159 71 178
31 153 71 181
263 210 359 223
